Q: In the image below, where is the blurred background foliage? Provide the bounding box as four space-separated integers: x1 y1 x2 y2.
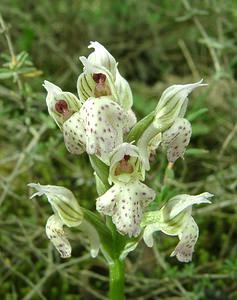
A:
0 0 237 299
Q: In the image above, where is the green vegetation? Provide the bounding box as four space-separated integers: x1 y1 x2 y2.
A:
1 0 237 299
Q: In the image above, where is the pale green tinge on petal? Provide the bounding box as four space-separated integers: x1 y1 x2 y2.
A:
79 220 100 258
46 214 72 258
142 192 212 262
162 192 213 221
79 56 118 100
137 123 160 171
109 143 145 184
114 70 133 110
96 181 155 237
28 183 83 227
43 80 81 129
79 97 124 157
170 217 199 263
88 41 117 79
162 118 192 163
77 72 96 104
137 81 207 170
154 80 207 132
63 112 86 155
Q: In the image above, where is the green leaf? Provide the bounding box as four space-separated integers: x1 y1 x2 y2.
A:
126 110 155 143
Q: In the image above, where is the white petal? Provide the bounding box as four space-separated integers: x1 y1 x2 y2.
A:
163 192 213 220
170 217 199 262
97 181 155 237
154 80 207 131
96 185 119 215
162 118 192 163
156 80 206 114
123 109 137 134
88 41 117 78
63 112 86 155
43 80 62 94
46 215 71 258
79 97 124 156
114 69 133 110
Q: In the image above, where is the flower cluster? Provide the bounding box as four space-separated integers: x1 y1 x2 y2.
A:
29 41 212 262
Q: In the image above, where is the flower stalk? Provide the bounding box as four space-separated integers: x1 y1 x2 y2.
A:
109 259 125 300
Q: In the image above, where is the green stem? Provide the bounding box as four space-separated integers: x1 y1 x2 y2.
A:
109 259 125 300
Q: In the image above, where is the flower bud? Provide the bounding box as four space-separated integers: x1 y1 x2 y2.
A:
43 80 81 129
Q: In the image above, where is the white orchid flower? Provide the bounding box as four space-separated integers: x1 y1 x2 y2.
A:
142 192 213 262
77 41 133 111
43 80 81 129
137 80 207 170
96 143 155 237
28 183 100 258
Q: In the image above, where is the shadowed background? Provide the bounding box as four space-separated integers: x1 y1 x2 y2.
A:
0 0 237 299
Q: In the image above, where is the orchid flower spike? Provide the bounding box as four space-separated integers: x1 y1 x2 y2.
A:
28 183 100 258
43 80 81 129
77 41 133 110
141 192 213 262
137 80 207 170
96 143 155 237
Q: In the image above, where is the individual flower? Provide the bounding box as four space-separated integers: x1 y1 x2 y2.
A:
137 80 206 169
96 143 155 237
28 183 100 258
43 80 81 129
43 80 134 157
77 41 134 111
141 192 213 262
